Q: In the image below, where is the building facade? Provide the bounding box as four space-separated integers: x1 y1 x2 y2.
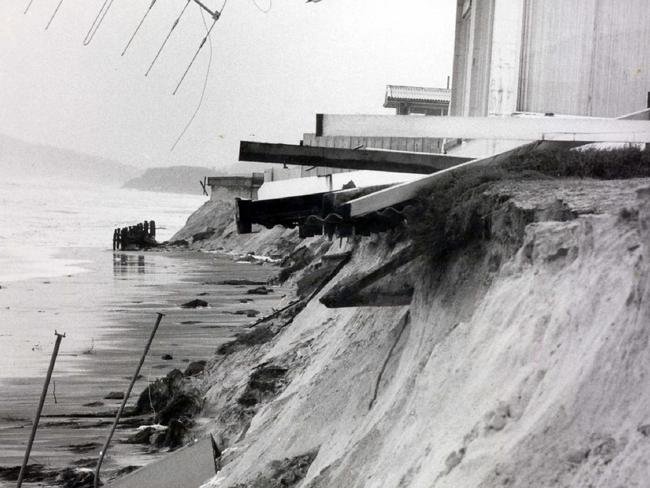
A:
383 85 451 115
207 174 264 201
452 0 650 118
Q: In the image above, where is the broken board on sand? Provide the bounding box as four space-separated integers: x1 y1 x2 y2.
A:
107 435 219 488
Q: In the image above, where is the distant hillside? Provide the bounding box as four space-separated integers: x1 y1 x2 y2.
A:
123 166 218 195
0 133 138 185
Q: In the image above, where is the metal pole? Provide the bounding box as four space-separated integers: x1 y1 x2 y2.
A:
172 16 218 95
145 0 190 77
16 331 66 488
44 0 64 31
121 0 157 57
94 313 164 488
190 0 218 18
24 0 36 15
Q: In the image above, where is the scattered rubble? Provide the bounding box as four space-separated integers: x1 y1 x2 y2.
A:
218 280 268 286
181 299 209 309
104 391 125 400
184 360 207 377
247 286 274 295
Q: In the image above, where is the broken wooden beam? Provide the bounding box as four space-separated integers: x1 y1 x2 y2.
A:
341 141 540 218
320 246 418 308
239 141 471 175
315 113 650 143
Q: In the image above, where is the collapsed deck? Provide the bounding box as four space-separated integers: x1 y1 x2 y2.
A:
234 109 650 238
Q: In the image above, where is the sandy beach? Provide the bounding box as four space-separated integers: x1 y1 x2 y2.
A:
0 247 287 486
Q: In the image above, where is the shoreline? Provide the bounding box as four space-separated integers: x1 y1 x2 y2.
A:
0 244 92 285
0 247 290 486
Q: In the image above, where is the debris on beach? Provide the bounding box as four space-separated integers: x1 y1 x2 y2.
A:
104 391 125 400
181 299 209 309
130 369 203 451
217 279 267 286
236 253 281 265
82 401 104 408
184 360 207 377
0 464 48 484
247 286 273 295
66 442 101 454
126 424 168 445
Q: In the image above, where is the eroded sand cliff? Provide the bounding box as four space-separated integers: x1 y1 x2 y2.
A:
172 176 650 488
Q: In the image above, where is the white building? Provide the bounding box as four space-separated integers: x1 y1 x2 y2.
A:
452 0 650 118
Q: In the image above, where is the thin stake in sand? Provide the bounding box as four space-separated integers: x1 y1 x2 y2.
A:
17 330 66 488
94 312 165 488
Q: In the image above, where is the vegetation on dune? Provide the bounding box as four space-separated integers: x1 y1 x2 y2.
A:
406 168 505 260
506 146 650 179
406 146 650 260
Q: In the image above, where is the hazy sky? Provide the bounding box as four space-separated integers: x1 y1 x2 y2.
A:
0 0 456 169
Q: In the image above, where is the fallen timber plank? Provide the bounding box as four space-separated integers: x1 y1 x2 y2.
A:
320 246 418 308
341 108 650 218
239 141 471 174
316 113 650 143
342 141 544 218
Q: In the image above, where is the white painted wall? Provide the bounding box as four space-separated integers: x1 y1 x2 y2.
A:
318 114 650 142
488 0 524 115
452 0 650 118
519 0 650 117
257 171 422 201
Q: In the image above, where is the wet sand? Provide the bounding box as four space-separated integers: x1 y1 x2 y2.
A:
0 248 287 486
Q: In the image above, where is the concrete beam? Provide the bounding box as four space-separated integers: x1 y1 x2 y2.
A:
316 114 650 143
239 141 472 174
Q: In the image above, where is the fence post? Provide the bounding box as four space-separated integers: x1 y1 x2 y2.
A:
16 331 66 488
93 313 164 488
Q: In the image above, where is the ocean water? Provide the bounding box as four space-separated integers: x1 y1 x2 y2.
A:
0 178 207 283
0 177 211 377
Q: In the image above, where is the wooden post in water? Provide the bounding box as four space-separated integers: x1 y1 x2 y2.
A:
16 331 66 488
94 312 165 488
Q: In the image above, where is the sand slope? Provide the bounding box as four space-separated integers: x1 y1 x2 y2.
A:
191 178 650 487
